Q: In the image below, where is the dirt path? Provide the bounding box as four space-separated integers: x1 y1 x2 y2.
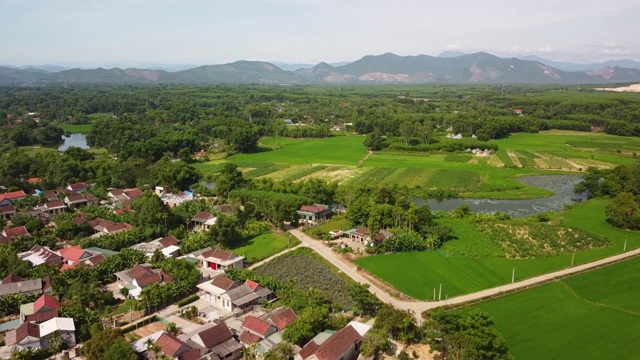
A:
506 151 522 167
289 229 640 322
360 149 373 164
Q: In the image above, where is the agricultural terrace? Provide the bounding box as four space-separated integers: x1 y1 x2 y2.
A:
195 130 640 200
254 248 354 309
355 199 640 300
473 256 640 360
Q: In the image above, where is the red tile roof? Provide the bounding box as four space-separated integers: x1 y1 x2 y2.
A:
159 235 179 247
209 275 237 291
14 322 40 343
45 201 65 209
354 227 369 237
58 246 85 262
34 294 59 313
192 211 215 222
68 182 88 191
245 280 260 291
2 273 23 284
195 322 233 348
156 332 191 358
65 194 85 203
298 341 319 359
0 190 26 202
242 315 273 337
27 178 41 184
269 308 298 330
0 205 16 214
300 204 327 213
3 226 28 239
109 189 124 196
312 325 362 360
25 309 58 323
124 188 144 199
177 348 201 360
0 235 9 244
202 248 234 261
129 264 154 278
239 330 261 344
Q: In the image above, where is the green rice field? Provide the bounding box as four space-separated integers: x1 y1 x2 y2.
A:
192 130 639 199
355 200 640 300
474 256 640 360
230 232 300 265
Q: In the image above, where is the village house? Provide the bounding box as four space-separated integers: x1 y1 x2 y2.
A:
0 205 16 220
58 245 105 271
155 187 194 208
297 204 333 224
87 218 133 235
262 307 298 331
131 235 181 259
20 293 59 324
0 276 52 298
115 264 174 299
63 193 99 209
152 332 201 360
344 227 370 244
107 187 144 207
188 322 243 360
66 182 88 194
194 247 244 272
197 275 273 312
18 245 63 267
191 211 217 232
0 190 27 206
239 315 277 346
41 191 59 202
1 225 30 242
5 317 76 351
213 204 235 216
295 324 365 360
33 201 67 217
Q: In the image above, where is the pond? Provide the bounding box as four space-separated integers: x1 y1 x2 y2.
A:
58 133 89 151
422 175 587 218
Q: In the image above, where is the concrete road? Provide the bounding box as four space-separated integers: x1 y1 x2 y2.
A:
289 228 640 321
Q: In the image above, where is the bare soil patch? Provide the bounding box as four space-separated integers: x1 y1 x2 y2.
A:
506 151 522 168
133 321 166 338
595 84 640 92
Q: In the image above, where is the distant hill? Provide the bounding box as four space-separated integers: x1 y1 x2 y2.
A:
517 55 640 72
2 52 640 85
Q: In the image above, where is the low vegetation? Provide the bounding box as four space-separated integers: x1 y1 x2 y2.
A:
254 248 353 309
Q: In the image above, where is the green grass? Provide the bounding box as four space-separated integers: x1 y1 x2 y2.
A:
439 219 504 258
356 199 640 300
282 165 327 181
60 124 93 133
230 232 300 265
230 135 367 165
107 302 132 316
474 257 640 360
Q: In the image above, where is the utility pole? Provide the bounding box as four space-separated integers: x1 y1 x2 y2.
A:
624 239 627 252
433 288 436 301
511 268 515 283
439 284 442 301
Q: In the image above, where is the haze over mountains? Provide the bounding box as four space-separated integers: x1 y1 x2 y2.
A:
2 51 640 86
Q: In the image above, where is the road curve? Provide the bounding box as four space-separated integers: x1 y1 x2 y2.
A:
289 228 640 321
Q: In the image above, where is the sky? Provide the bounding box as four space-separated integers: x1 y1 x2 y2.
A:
1 0 639 68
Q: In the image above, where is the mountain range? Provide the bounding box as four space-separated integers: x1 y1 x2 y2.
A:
2 52 640 85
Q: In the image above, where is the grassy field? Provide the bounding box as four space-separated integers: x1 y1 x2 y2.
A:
474 257 640 360
355 199 640 300
193 131 638 199
60 124 93 133
230 232 300 265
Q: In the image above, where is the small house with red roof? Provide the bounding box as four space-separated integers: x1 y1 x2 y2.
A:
27 178 41 185
263 307 298 331
0 205 16 220
131 235 181 259
191 211 217 232
58 246 105 270
152 332 200 360
33 201 67 217
20 294 59 324
189 322 242 359
295 325 363 360
63 193 99 209
344 227 370 244
0 190 27 206
195 247 244 271
115 264 174 299
241 315 277 341
2 225 29 240
66 182 88 194
197 276 273 312
6 317 76 351
297 204 333 224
